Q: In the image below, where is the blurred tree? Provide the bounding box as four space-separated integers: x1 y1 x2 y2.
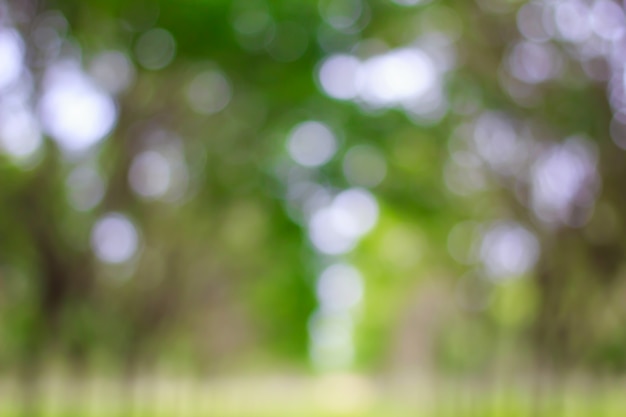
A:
2 2 626 413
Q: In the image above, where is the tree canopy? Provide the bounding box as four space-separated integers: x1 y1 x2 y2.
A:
1 0 626 385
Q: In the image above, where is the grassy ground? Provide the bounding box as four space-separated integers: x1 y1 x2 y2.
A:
0 374 624 417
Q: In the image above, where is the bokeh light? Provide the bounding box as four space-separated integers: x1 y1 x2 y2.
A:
318 0 363 31
287 121 337 167
66 165 105 211
590 0 625 41
39 62 117 154
330 188 378 239
186 69 232 115
309 207 356 255
443 156 486 196
480 221 539 281
516 2 551 43
447 221 480 265
507 41 563 84
308 188 378 255
472 111 527 176
0 29 24 91
129 142 189 202
318 54 361 100
232 0 274 53
342 145 387 188
89 51 136 95
4 0 626 409
31 11 68 61
391 0 432 7
358 48 437 108
129 150 172 199
233 7 271 35
135 28 176 70
316 263 364 313
553 1 592 43
310 262 365 371
91 213 139 264
317 42 449 120
0 105 42 163
531 137 598 226
309 310 355 370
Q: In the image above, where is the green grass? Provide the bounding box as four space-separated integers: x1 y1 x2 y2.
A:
0 375 625 417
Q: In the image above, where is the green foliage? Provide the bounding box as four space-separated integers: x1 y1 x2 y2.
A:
1 0 626 386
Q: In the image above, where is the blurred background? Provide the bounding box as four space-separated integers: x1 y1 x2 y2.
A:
1 0 626 415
